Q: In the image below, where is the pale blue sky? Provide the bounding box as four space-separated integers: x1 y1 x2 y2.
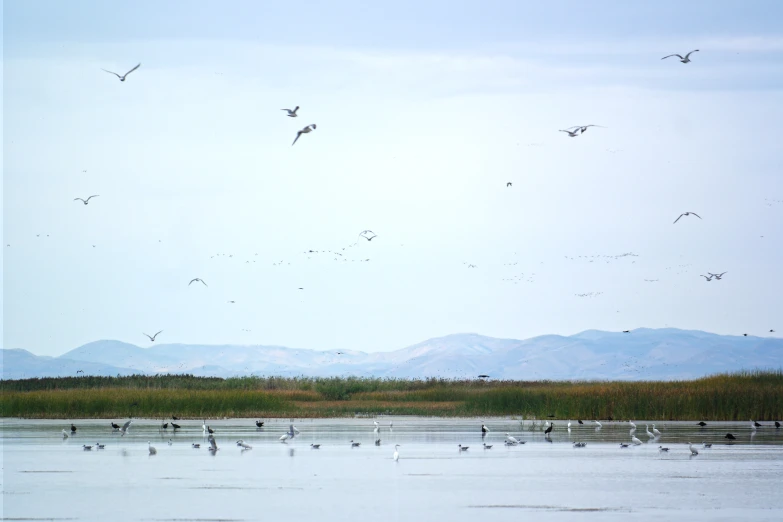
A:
3 1 783 357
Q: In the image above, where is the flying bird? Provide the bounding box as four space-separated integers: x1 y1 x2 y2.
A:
101 63 141 81
189 278 208 287
708 272 727 280
74 195 99 205
358 230 377 241
700 275 714 282
673 212 702 224
559 129 581 137
281 106 299 117
119 420 132 436
662 50 699 63
292 124 317 146
506 182 512 187
143 330 163 342
574 124 606 134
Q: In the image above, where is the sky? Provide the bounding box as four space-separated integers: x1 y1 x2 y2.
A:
3 1 783 357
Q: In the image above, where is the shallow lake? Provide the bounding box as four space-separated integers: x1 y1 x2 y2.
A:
2 417 782 521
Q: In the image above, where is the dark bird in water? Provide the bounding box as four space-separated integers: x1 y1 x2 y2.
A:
776 421 781 428
622 330 630 333
101 63 141 81
292 124 317 146
255 420 264 427
143 330 163 342
189 278 208 287
70 424 77 433
752 420 762 428
743 334 748 337
172 416 179 420
281 106 299 117
725 433 736 440
111 422 120 429
697 421 707 427
207 426 215 434
577 420 584 425
661 50 699 63
481 423 489 435
162 423 168 429
673 211 701 224
544 422 554 436
74 195 99 205
619 443 630 448
171 423 181 430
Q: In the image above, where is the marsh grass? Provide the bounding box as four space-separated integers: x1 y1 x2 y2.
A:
2 370 781 419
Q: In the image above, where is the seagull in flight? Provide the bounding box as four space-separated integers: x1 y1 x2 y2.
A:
673 211 701 224
292 124 317 146
570 125 606 134
143 330 163 342
101 63 141 81
281 106 299 117
700 274 714 281
662 50 699 63
358 230 377 241
189 278 208 287
559 128 581 137
506 182 512 187
74 195 99 205
708 272 727 280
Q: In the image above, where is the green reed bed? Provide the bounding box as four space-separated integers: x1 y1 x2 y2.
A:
2 370 781 420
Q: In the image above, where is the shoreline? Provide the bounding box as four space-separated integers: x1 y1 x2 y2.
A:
2 370 781 421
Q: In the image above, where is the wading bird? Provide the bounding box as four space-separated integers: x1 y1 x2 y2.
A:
458 445 469 451
310 444 320 449
102 63 141 81
236 440 252 450
74 195 99 205
111 422 120 430
393 445 400 461
662 50 699 63
658 446 669 452
71 424 77 433
481 424 490 435
62 430 70 438
255 420 264 427
725 433 736 440
350 440 361 447
148 442 157 455
83 445 93 450
631 436 643 445
483 443 493 450
653 424 662 437
688 442 699 456
697 422 707 427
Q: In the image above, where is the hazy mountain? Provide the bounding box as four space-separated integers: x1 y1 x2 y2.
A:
2 328 780 380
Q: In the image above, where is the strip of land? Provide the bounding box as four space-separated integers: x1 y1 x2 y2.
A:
1 370 781 420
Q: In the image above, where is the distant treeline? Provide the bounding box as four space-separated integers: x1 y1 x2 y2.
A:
2 370 781 420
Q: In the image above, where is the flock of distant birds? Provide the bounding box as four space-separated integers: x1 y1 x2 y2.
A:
13 48 772 364
60 413 780 459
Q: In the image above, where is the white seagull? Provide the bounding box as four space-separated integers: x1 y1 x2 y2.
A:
281 106 299 117
559 128 581 137
102 63 141 81
119 420 133 437
61 429 70 438
359 230 377 241
279 424 299 442
505 433 520 445
700 274 714 282
148 442 157 455
74 195 99 205
688 442 699 455
143 331 163 342
708 272 727 280
292 124 316 146
236 440 252 450
673 211 702 224
189 278 208 287
393 444 400 461
662 50 699 63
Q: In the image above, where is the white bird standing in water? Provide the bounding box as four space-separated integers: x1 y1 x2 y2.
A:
393 444 400 461
148 442 157 455
61 429 69 438
631 436 643 445
645 425 655 438
629 421 637 429
594 420 603 428
505 433 520 445
653 424 662 437
688 442 699 456
567 420 572 429
237 440 252 450
202 420 207 432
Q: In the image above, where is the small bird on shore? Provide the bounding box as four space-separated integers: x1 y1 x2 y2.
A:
74 195 99 205
281 106 299 117
662 50 699 63
751 419 761 429
83 445 93 450
673 211 701 224
192 443 201 448
483 443 493 450
102 63 141 81
207 426 215 434
171 423 181 430
577 420 584 425
292 124 316 146
458 445 469 451
658 446 669 452
351 440 361 447
96 442 105 449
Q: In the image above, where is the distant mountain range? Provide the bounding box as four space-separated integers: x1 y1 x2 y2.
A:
2 328 781 381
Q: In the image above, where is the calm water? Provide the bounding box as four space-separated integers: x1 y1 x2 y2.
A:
2 418 782 521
